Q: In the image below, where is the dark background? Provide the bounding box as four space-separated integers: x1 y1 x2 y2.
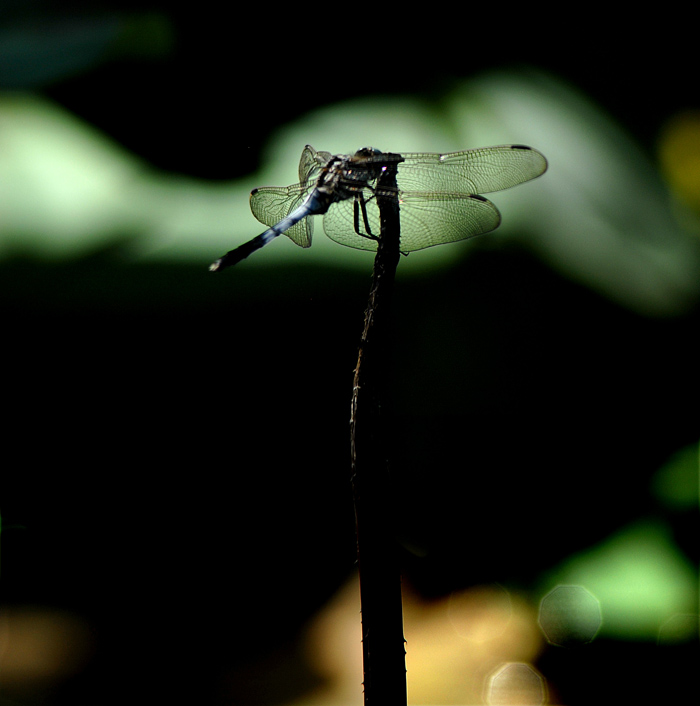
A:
1 3 698 706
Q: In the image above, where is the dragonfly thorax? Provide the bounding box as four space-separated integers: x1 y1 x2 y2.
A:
315 152 381 205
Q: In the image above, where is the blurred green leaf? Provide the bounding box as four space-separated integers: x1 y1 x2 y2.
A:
652 442 699 510
540 520 697 640
2 70 699 315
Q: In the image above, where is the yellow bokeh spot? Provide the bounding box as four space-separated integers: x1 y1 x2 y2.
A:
658 110 700 209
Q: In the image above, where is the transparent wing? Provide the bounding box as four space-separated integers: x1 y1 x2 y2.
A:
249 182 315 247
247 146 332 248
249 144 546 253
398 145 548 195
322 189 502 252
298 144 332 183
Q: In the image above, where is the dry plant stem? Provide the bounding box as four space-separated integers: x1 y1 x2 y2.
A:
350 155 407 706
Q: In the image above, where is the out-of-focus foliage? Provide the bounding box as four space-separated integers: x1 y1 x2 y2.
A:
658 111 700 212
651 442 699 511
2 70 699 316
538 518 697 641
0 11 172 87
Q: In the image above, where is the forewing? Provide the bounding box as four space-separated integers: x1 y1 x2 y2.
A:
249 183 314 247
398 145 548 195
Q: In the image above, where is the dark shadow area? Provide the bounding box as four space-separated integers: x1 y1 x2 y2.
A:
1 244 697 704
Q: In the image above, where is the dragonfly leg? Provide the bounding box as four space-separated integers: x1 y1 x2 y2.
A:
353 193 379 242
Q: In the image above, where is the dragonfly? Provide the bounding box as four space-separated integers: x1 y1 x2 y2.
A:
209 143 547 271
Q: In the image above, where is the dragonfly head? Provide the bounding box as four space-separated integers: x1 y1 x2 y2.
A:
354 147 383 158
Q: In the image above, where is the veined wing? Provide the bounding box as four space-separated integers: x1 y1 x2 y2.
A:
298 144 332 184
249 181 315 247
248 146 334 248
322 188 502 252
249 144 546 252
397 145 548 195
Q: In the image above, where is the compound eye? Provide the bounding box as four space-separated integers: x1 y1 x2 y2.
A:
356 146 382 158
